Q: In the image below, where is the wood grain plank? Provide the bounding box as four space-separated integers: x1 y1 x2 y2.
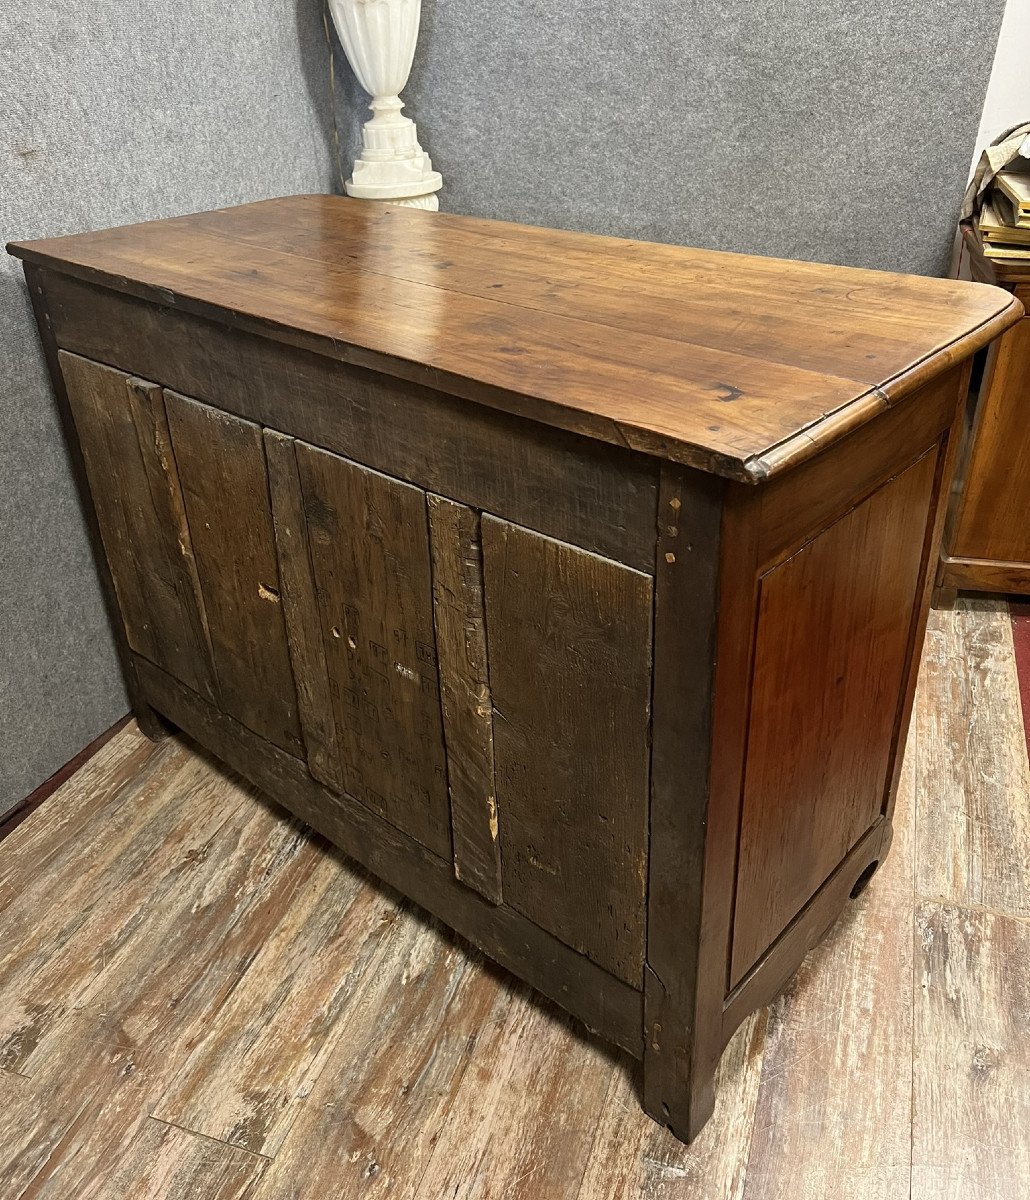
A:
0 723 158 902
410 996 618 1200
249 922 506 1200
14 197 1019 480
295 442 452 858
57 352 215 697
0 744 246 1074
428 494 501 904
264 430 344 792
124 374 219 703
731 450 938 982
164 391 303 755
481 518 653 986
0 768 325 1198
578 1012 767 1200
740 741 917 1200
154 873 403 1157
915 600 1030 915
89 1120 266 1200
912 902 1030 1200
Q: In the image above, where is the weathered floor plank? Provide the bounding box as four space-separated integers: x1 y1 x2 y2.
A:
0 745 247 1074
912 902 1030 1200
154 862 401 1157
249 921 507 1200
915 599 1030 916
409 994 619 1200
89 1119 267 1200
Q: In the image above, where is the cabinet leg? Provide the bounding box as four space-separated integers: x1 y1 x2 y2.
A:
642 1048 717 1144
932 585 958 610
132 698 173 742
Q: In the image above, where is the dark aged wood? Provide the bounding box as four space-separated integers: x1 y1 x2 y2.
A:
10 196 1022 1145
427 495 503 905
939 277 1030 597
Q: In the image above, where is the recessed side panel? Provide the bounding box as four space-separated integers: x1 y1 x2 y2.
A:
730 448 938 984
481 517 653 986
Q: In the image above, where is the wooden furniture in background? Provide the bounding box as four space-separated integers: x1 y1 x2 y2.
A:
941 227 1030 597
8 197 1021 1143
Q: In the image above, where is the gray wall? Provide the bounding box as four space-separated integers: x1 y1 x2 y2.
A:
1 0 1007 814
1 1 335 813
335 0 1006 277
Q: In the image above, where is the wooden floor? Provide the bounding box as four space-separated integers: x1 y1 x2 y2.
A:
1 598 1027 1200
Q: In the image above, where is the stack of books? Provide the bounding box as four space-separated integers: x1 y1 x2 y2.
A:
966 171 1030 285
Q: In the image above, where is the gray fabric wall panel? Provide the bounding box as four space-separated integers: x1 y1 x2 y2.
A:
0 0 334 814
334 0 1005 276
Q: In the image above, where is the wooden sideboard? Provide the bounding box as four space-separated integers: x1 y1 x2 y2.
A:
940 230 1030 596
8 198 1021 1143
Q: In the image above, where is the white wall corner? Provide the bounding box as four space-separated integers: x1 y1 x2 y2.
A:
328 0 442 210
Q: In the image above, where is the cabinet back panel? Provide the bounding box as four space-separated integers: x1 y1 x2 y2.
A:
481 517 653 986
730 448 938 983
164 392 303 755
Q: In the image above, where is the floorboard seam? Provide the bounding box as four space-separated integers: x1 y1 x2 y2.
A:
146 1114 274 1161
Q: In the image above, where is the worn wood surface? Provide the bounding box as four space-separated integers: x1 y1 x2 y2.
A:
39 271 659 572
264 430 345 793
428 495 502 904
294 442 452 859
58 352 215 700
912 902 1030 1200
10 197 1020 481
0 595 1027 1196
164 392 302 754
481 517 653 986
731 450 938 982
642 465 725 1141
916 600 1030 915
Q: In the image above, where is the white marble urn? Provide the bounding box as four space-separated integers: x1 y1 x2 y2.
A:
328 0 443 209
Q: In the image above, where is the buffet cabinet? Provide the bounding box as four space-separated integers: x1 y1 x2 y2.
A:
10 196 1021 1142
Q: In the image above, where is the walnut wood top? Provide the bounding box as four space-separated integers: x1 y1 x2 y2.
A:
10 196 1023 481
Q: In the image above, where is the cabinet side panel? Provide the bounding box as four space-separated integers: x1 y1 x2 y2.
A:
428 495 502 904
730 448 938 983
294 443 453 860
57 352 215 701
163 391 303 755
481 517 653 986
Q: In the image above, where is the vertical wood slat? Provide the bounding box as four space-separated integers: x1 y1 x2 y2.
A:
481 516 653 986
124 378 218 706
163 392 303 756
264 431 344 793
56 352 216 703
428 495 502 905
294 444 453 860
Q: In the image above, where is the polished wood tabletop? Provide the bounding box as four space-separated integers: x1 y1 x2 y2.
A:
10 196 1022 481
